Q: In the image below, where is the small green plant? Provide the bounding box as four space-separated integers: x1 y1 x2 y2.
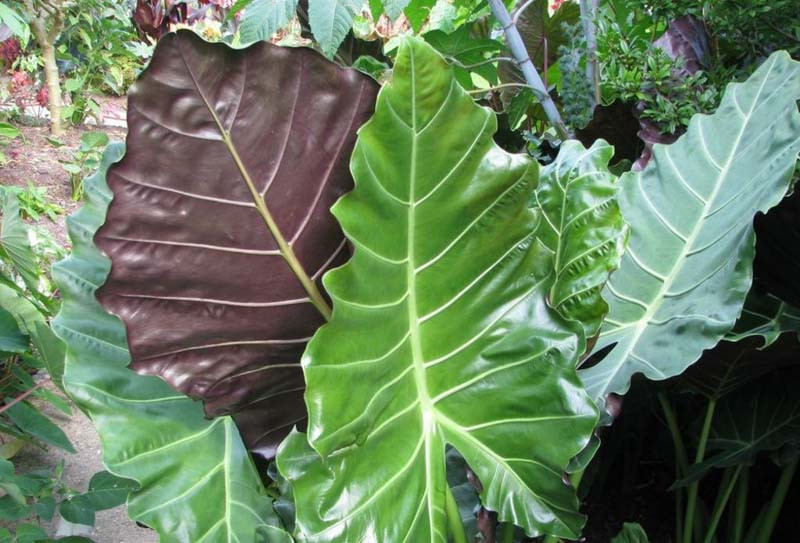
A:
0 122 21 165
597 18 721 134
57 1 144 124
60 132 108 201
0 183 64 222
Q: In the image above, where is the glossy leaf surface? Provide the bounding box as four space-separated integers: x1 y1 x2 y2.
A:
277 38 597 540
533 139 628 339
95 31 377 458
4 401 74 452
53 144 291 543
424 27 504 89
581 52 800 404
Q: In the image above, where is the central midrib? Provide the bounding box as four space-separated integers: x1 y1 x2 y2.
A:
404 47 438 536
176 41 332 321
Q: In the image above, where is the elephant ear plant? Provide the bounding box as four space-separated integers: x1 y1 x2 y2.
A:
51 30 800 543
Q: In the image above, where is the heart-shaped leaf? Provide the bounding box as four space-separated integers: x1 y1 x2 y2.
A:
581 52 800 405
277 38 597 541
94 30 377 458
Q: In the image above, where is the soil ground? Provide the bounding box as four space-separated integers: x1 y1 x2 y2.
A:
2 111 157 541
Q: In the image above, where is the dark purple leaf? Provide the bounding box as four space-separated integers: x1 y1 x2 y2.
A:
95 30 378 458
652 15 710 76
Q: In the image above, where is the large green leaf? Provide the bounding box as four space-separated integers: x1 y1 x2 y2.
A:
238 0 299 44
382 0 410 20
581 52 800 404
308 0 361 58
0 4 30 47
52 144 291 543
277 38 597 540
404 0 437 32
533 139 628 340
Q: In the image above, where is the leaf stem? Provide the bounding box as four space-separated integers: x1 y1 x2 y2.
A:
187 50 335 322
684 398 716 543
221 131 333 321
486 0 570 139
658 392 688 543
702 465 741 543
657 392 689 473
445 484 468 543
731 467 749 543
754 455 798 543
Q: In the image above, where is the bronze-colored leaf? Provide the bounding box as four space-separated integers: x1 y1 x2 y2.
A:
96 30 378 458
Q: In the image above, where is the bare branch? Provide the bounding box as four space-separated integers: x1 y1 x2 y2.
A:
487 0 570 139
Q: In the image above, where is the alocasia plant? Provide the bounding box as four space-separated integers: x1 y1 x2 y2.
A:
92 30 377 458
276 37 599 541
581 51 800 406
50 19 800 543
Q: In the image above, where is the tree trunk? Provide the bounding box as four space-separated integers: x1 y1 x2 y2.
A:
40 41 63 135
23 0 64 136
